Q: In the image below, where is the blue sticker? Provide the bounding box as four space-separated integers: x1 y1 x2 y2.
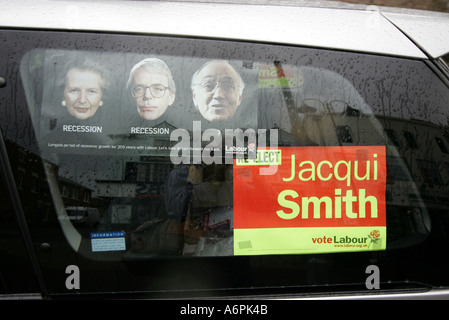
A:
91 231 125 238
91 232 126 252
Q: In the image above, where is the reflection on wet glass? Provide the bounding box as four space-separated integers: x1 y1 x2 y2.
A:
5 38 445 265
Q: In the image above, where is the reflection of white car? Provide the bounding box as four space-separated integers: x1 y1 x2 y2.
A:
66 207 100 228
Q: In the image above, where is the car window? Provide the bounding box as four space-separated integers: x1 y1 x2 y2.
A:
2 29 449 297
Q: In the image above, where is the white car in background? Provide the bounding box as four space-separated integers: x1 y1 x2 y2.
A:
66 206 100 228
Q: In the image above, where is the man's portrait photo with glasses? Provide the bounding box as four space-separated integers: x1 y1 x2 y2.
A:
127 58 176 121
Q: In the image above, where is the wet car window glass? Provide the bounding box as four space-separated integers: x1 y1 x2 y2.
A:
2 30 449 296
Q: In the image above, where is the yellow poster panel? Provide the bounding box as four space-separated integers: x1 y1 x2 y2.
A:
234 226 386 255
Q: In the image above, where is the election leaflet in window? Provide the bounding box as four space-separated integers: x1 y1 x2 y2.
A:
18 46 435 259
22 50 258 158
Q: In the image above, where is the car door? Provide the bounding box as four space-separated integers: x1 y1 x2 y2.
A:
1 21 449 300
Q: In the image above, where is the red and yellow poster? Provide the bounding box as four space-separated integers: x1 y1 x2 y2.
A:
233 146 386 255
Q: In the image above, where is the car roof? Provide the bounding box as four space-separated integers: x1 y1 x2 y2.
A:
0 0 448 59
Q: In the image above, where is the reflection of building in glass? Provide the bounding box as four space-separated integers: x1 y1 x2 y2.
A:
125 160 172 184
2 139 98 225
59 177 93 206
97 121 179 203
95 120 179 229
95 155 176 233
95 120 235 251
96 121 179 222
300 106 449 211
